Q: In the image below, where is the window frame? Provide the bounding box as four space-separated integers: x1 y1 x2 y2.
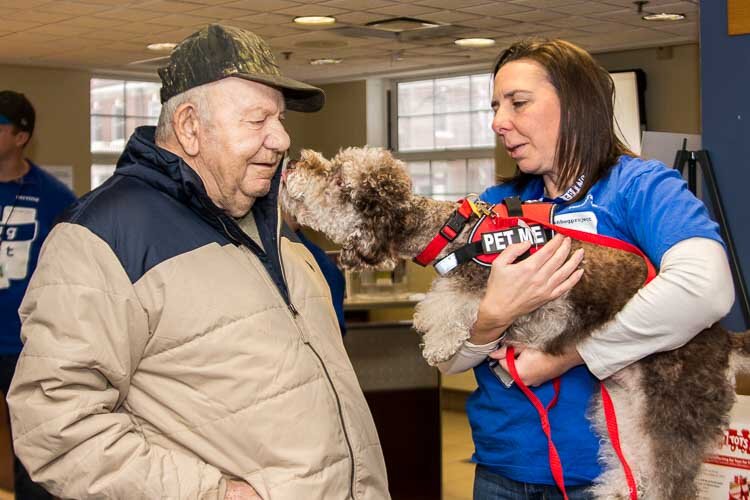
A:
90 75 162 188
390 71 498 199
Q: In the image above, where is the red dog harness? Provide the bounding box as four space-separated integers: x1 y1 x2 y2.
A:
416 196 657 500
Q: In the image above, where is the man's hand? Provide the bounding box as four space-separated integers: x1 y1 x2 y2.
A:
225 480 261 500
489 344 584 387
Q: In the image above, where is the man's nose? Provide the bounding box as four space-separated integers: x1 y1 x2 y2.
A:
266 121 291 152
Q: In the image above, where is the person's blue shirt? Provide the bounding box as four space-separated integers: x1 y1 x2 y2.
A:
296 230 347 336
0 162 76 354
469 155 723 485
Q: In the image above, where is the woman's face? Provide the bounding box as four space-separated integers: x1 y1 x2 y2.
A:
491 59 561 179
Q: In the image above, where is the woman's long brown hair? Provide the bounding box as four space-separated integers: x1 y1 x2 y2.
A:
493 38 635 201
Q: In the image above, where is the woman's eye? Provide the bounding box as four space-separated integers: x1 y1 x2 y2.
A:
512 100 527 109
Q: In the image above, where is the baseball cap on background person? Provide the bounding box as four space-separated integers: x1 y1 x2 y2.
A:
158 24 325 112
0 90 36 136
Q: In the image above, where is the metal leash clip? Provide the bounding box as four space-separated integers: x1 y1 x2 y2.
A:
465 194 494 218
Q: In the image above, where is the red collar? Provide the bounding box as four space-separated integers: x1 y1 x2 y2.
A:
413 198 475 266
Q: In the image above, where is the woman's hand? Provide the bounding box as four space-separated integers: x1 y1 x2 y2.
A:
469 234 585 345
489 344 584 386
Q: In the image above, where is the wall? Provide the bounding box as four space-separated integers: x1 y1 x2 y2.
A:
700 0 750 330
595 43 701 134
0 64 91 195
284 80 367 159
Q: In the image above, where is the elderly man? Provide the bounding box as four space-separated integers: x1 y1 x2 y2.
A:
7 24 389 500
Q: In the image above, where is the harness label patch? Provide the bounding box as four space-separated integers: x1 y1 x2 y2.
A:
481 225 547 254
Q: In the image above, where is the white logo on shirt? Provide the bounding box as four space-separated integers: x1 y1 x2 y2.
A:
0 206 39 289
553 211 598 233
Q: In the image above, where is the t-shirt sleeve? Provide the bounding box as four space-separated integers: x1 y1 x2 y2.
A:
620 160 723 266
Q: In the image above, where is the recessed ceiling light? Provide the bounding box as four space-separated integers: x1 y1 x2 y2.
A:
294 16 336 26
454 38 496 48
147 42 177 52
642 12 686 21
310 58 342 65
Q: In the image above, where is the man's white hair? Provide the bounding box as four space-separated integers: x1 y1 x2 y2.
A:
155 85 211 144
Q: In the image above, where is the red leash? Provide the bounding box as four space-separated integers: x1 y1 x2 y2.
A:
501 215 649 500
506 349 638 500
505 347 568 499
601 383 639 499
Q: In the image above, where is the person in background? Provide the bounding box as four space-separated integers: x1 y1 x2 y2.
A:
437 38 734 499
7 25 388 499
282 210 347 336
0 90 75 500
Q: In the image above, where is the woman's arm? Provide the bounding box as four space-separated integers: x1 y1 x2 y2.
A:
577 237 734 379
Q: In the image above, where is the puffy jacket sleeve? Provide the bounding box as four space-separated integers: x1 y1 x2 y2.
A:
7 223 227 500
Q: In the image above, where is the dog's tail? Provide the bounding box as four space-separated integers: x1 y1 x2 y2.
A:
729 330 750 375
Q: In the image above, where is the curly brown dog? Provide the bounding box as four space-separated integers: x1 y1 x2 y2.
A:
280 146 750 499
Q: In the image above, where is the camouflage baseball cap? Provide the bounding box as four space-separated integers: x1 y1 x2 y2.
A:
158 24 324 112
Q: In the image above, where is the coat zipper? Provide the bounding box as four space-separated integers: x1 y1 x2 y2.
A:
273 208 356 499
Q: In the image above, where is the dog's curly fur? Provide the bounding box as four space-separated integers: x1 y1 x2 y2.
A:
281 146 750 499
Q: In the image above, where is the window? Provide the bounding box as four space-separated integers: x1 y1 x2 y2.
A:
90 78 162 189
393 73 496 200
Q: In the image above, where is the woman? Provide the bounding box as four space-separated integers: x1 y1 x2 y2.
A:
438 39 735 499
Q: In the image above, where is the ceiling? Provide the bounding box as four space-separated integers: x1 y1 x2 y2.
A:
0 0 700 84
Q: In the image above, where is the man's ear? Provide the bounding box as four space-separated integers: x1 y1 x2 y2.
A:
172 102 201 157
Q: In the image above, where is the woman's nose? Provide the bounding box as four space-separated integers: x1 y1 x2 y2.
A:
492 108 511 135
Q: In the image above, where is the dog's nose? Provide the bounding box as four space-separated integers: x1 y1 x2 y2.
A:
287 159 297 170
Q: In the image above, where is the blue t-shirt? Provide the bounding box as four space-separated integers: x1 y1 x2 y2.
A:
468 155 723 485
0 162 76 354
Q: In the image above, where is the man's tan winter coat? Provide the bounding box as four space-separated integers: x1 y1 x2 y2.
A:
7 127 389 499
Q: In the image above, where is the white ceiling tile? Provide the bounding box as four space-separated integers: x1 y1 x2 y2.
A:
578 20 637 33
547 1 618 15
501 9 568 22
235 12 292 24
320 0 397 10
542 15 601 28
137 0 205 13
58 16 125 28
221 0 299 11
511 0 581 6
5 10 74 23
95 9 160 21
459 3 535 16
0 19 43 32
41 1 116 15
79 29 146 41
142 14 213 28
184 5 256 18
273 5 349 16
0 32 62 43
365 4 440 17
417 11 482 24
332 11 388 25
416 0 492 7
25 23 92 36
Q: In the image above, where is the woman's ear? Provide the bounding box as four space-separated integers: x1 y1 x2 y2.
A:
172 102 201 157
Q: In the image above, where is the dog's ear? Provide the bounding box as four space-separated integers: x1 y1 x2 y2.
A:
350 151 412 229
344 151 412 266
